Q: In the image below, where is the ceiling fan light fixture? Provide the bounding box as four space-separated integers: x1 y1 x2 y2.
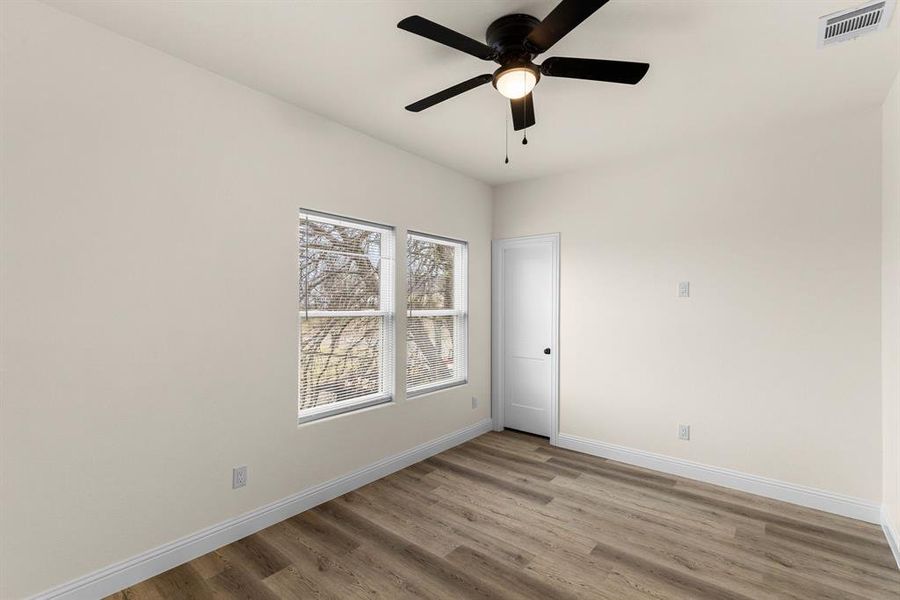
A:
494 66 538 99
398 2 650 133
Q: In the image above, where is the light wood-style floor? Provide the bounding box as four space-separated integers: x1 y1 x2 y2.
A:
108 430 900 599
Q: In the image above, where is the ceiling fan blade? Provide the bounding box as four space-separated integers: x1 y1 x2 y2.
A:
541 57 649 85
510 93 535 131
398 16 496 61
405 74 493 112
526 0 610 53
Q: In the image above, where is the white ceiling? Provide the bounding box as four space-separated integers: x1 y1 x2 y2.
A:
44 0 900 185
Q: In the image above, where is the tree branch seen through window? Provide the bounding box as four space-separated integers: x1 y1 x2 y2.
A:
407 234 467 394
298 212 394 420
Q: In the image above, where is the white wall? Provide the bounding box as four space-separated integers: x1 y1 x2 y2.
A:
884 69 900 536
0 2 491 598
494 109 883 504
1 0 894 596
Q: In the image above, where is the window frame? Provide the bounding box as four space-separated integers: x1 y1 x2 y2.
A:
405 231 469 398
297 208 395 425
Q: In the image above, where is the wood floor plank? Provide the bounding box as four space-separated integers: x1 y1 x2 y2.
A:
520 552 619 600
589 539 758 600
763 522 898 569
549 455 881 550
336 543 452 599
108 431 899 600
259 521 412 600
387 468 442 494
207 565 282 600
438 449 742 545
456 442 582 480
551 470 745 538
544 453 680 488
560 494 899 599
424 455 553 505
733 525 900 590
445 545 579 600
286 509 361 557
148 564 216 600
259 565 340 600
477 431 544 453
339 488 459 557
361 478 537 567
554 494 887 600
546 450 881 547
423 473 598 556
217 533 290 580
188 551 228 580
111 579 166 600
314 499 507 600
365 477 539 570
673 477 887 541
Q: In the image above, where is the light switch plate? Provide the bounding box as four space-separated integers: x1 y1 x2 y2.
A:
678 281 690 298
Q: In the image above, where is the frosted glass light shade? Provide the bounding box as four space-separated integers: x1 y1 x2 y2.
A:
495 68 537 99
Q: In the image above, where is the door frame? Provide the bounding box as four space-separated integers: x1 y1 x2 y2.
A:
491 233 560 446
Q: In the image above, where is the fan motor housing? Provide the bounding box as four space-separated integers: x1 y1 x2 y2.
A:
486 14 541 61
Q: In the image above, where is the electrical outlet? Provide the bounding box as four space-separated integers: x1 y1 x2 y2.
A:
678 425 691 441
232 466 247 489
471 397 479 409
678 281 690 298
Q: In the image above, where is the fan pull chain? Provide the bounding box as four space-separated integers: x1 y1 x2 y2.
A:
522 70 529 145
504 109 510 164
522 96 528 146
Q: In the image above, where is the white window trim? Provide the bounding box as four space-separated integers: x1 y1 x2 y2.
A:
406 231 468 398
297 209 395 424
297 391 392 425
407 377 467 399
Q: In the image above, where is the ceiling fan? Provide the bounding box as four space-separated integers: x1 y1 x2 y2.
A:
398 0 649 132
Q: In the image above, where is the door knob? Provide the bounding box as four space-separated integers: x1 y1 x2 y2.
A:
543 348 551 355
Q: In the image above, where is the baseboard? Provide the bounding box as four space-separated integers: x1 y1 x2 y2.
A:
555 433 881 524
883 507 900 570
30 418 493 600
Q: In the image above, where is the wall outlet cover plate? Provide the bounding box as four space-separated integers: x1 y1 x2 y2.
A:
232 466 247 489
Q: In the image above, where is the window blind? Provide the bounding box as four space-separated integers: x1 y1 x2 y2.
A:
406 232 467 395
298 210 394 423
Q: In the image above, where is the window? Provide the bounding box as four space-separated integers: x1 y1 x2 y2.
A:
298 210 394 423
406 232 467 396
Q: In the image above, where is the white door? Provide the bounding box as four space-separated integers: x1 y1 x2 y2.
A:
493 235 558 439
